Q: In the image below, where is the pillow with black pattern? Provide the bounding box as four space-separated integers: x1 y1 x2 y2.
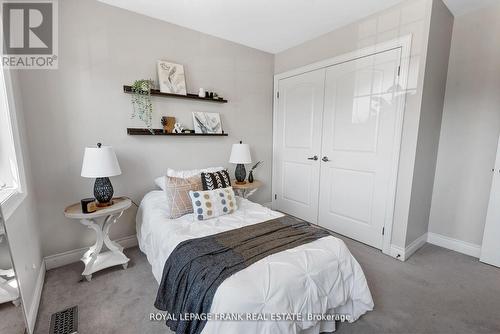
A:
201 169 231 190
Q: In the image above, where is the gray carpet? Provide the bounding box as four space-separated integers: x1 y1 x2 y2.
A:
0 301 25 334
34 238 500 334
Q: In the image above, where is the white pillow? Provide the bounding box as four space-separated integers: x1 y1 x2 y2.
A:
154 167 224 190
189 187 237 221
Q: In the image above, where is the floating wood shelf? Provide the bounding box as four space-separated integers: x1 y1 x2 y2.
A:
123 85 228 103
127 128 228 136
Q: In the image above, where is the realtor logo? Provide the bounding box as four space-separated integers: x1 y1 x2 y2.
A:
1 0 58 69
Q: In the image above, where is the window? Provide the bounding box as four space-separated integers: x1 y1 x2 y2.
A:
0 68 26 219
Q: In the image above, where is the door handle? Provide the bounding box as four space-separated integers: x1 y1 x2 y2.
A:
322 156 330 162
307 155 318 161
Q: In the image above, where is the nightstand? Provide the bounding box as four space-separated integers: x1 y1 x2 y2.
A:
64 197 131 281
232 180 263 199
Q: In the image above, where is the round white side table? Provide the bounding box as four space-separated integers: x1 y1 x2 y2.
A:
232 180 263 199
64 197 132 281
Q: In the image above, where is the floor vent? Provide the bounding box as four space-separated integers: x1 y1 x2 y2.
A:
49 305 78 334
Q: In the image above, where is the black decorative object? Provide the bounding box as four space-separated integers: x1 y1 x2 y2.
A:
235 164 246 183
123 85 228 103
94 177 114 206
248 161 262 184
81 198 97 214
229 140 252 185
81 142 122 208
127 128 226 136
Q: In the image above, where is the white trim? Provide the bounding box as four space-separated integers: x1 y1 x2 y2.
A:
405 233 428 259
390 232 482 261
389 244 406 261
25 261 45 334
272 35 413 255
274 35 412 81
44 235 138 270
0 68 28 220
389 233 428 261
0 189 27 221
427 232 481 258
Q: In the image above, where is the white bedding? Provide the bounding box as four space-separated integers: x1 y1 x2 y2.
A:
137 191 374 334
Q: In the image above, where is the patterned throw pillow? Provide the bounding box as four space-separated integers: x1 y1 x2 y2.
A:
165 176 202 219
201 170 231 190
189 187 237 221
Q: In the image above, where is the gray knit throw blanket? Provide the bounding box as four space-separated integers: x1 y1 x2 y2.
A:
154 216 331 334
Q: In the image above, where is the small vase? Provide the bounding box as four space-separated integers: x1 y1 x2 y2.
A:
248 171 254 183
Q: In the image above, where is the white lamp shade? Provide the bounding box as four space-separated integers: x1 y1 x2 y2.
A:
81 146 122 178
229 143 252 164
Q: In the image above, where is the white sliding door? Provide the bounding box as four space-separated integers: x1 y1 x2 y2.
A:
273 69 325 223
318 49 402 249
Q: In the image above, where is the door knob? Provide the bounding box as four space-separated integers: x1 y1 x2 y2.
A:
322 156 330 162
307 155 318 161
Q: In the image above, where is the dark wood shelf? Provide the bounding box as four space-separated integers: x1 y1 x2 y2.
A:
123 85 228 103
127 128 228 136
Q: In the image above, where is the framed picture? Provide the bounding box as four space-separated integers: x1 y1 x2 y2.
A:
192 112 223 134
157 60 187 95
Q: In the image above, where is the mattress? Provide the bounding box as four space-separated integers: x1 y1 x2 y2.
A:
137 190 374 334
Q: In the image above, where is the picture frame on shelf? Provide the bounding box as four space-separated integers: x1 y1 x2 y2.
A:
192 112 223 134
157 60 187 95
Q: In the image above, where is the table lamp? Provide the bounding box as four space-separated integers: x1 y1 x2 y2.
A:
229 141 252 184
81 143 121 207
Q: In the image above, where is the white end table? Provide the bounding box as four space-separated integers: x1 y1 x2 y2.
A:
232 180 263 199
64 197 131 281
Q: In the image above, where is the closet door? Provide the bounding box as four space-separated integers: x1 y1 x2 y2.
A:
318 49 402 249
273 69 325 223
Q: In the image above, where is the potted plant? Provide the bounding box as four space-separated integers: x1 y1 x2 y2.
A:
130 79 154 133
248 161 262 183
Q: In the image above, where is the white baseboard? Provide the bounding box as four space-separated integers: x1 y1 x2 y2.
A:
389 233 428 261
26 260 45 333
405 233 428 259
389 245 406 261
427 232 481 258
44 235 138 270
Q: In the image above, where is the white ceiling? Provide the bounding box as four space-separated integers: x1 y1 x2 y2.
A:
98 0 499 54
443 0 499 17
98 0 405 53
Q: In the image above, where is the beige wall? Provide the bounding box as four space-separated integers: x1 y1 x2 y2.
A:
275 0 436 248
16 0 274 257
406 0 453 245
429 5 500 245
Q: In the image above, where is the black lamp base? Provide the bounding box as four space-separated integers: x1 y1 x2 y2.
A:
235 164 246 184
94 177 114 206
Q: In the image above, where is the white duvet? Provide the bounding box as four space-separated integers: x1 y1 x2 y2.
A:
137 191 374 334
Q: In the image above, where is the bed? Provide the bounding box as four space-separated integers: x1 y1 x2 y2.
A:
137 190 374 334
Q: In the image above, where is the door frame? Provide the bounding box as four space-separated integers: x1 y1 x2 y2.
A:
272 34 413 256
480 134 500 266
